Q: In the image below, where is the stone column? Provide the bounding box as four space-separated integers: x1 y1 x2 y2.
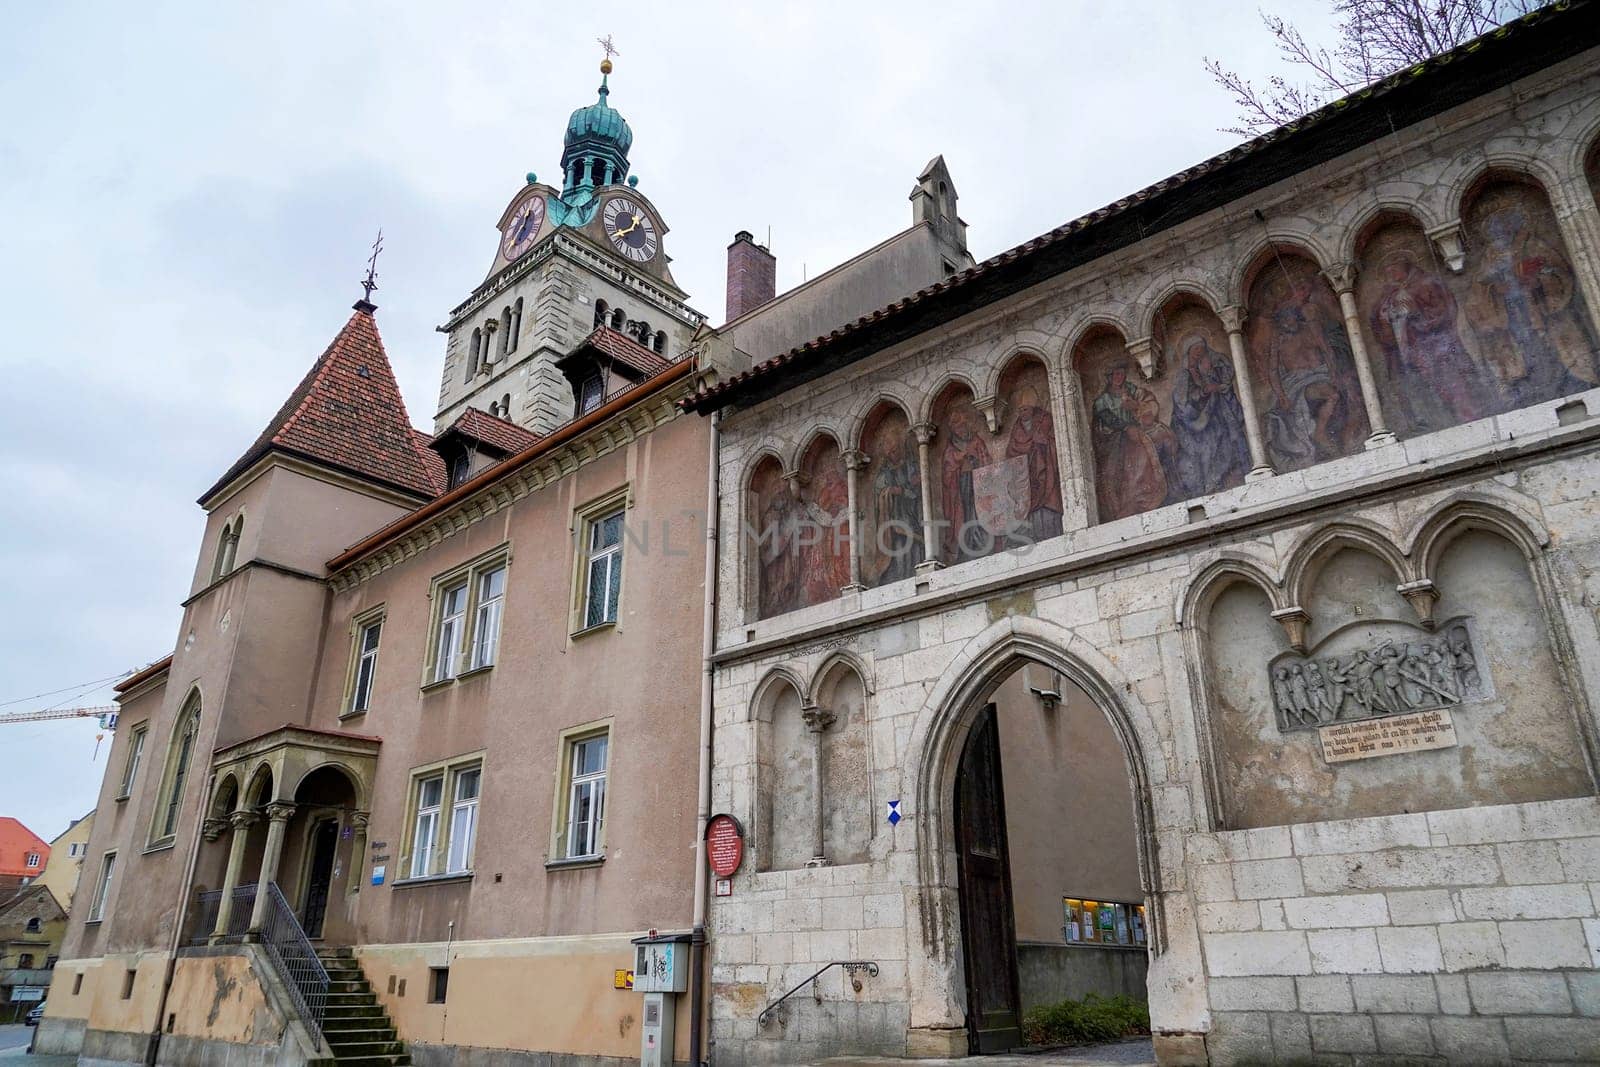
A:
801 705 836 867
212 810 259 941
1218 305 1275 480
912 423 942 573
348 810 370 896
1323 262 1396 447
247 801 295 936
841 451 866 593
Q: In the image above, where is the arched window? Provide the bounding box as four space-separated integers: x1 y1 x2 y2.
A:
151 693 202 845
653 331 667 355
610 308 626 331
594 300 609 329
489 401 500 418
210 520 232 582
223 514 242 574
501 393 511 417
499 307 513 359
465 329 482 383
510 298 524 353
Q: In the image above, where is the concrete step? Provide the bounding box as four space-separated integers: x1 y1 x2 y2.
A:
324 990 378 1007
328 978 372 994
325 1028 399 1045
323 1013 392 1030
325 1039 407 1058
329 1056 410 1067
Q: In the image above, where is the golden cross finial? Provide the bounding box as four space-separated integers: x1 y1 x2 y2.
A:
597 34 619 61
361 229 383 303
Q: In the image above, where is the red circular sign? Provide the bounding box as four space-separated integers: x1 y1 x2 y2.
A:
706 814 744 877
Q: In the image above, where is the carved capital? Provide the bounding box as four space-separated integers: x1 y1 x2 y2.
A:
841 449 869 472
202 817 229 842
227 810 259 832
1398 579 1441 630
1426 221 1467 273
350 811 371 832
972 394 1005 434
912 422 938 447
801 705 837 734
1320 261 1357 295
1270 606 1312 654
1125 336 1159 380
783 468 806 495
263 801 296 824
1217 304 1247 335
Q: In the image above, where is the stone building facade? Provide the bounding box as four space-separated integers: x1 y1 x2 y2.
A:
686 7 1600 1063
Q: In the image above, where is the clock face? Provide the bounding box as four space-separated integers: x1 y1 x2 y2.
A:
500 196 547 262
602 196 659 263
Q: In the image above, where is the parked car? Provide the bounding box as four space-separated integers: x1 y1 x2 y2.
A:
25 1001 46 1026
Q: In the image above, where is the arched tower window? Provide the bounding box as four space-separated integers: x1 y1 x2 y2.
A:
466 329 482 383
610 308 626 331
151 693 202 845
510 298 524 353
501 393 511 418
653 331 666 355
499 307 512 359
594 300 609 330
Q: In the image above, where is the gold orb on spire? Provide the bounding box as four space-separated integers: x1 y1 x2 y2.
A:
600 57 613 75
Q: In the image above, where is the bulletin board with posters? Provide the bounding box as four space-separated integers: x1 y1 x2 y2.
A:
1062 898 1147 948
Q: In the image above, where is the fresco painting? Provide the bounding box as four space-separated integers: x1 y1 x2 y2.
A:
1245 253 1370 471
933 385 994 564
1461 181 1599 406
797 437 852 607
860 405 924 588
998 359 1064 544
751 457 799 620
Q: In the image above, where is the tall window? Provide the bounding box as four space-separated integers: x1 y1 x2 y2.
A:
152 695 201 845
579 374 604 415
25 852 39 869
584 510 624 629
471 566 506 670
211 516 242 582
119 724 147 798
563 732 608 859
425 550 510 684
347 614 383 714
509 298 523 353
446 768 480 874
593 299 609 330
88 852 116 921
465 329 481 382
405 757 483 879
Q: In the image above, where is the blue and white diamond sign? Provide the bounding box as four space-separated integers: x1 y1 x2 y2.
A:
886 800 902 826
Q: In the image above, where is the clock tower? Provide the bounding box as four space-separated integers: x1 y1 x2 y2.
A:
435 55 703 436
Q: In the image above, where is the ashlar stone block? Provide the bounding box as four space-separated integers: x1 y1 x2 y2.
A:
1376 926 1444 973
1498 917 1592 969
1466 971 1574 1014
1231 858 1303 900
1307 928 1382 974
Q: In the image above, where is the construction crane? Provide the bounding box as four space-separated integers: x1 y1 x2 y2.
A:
0 706 119 729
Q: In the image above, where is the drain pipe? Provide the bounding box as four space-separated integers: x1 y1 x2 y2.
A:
147 770 215 1066
689 408 721 1067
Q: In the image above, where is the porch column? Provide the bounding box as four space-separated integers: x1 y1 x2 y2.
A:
1323 262 1396 447
912 422 942 573
349 810 370 896
1218 305 1275 479
801 704 836 867
841 450 866 593
211 810 259 941
247 801 295 936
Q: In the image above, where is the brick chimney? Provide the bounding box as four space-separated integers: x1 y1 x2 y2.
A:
725 230 777 321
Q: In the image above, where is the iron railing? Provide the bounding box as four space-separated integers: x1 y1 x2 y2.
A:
757 960 879 1027
190 884 257 944
256 881 329 1048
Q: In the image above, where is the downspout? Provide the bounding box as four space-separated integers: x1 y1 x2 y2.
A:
146 769 215 1066
689 408 720 1067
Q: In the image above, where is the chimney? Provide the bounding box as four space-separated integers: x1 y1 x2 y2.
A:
725 230 777 321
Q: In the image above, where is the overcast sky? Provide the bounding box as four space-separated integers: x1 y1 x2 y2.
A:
0 2 1332 843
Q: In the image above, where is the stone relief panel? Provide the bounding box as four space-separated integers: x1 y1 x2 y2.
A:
1205 535 1591 829
1245 252 1370 471
860 403 924 588
1460 179 1600 404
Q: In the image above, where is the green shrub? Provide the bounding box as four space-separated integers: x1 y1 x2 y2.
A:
1021 993 1151 1047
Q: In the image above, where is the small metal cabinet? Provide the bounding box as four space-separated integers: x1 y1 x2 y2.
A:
632 931 691 1066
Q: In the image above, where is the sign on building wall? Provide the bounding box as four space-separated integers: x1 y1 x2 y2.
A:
1320 709 1458 763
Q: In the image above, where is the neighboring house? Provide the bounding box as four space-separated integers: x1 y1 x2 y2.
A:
0 885 66 1022
0 817 49 902
35 812 94 912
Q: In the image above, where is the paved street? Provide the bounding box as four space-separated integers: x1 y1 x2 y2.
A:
822 1037 1156 1065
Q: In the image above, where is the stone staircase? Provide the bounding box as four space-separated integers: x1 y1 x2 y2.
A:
316 949 411 1066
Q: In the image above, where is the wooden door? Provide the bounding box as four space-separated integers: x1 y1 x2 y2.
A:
955 704 1022 1053
301 820 338 939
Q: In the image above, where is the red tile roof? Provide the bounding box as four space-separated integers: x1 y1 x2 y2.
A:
580 326 675 377
200 303 439 504
0 818 49 879
435 407 542 456
411 429 449 494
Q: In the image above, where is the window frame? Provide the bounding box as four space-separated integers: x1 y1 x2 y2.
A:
548 719 612 865
341 607 386 718
148 695 201 848
88 851 116 922
422 547 511 687
118 721 148 801
25 852 39 869
569 488 631 637
578 374 604 414
399 753 485 882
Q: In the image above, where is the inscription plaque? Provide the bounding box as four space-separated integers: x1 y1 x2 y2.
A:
1320 709 1458 763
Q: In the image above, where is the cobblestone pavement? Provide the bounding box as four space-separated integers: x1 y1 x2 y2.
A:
821 1037 1156 1065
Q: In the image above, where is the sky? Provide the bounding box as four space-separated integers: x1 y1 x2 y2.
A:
0 1 1334 842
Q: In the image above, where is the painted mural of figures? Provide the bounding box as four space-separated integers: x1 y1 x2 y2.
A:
1090 362 1176 520
801 452 851 604
938 401 992 563
753 460 801 619
1249 257 1369 470
1367 247 1494 433
864 412 924 586
1464 184 1600 404
1169 333 1250 498
1003 380 1064 541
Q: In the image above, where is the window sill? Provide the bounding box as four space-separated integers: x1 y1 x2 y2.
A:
569 620 618 641
113 794 130 804
338 708 369 721
391 871 475 890
420 676 456 694
545 853 605 871
83 919 103 927
457 663 495 680
143 840 177 856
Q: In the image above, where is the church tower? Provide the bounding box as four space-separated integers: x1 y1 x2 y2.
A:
435 54 704 436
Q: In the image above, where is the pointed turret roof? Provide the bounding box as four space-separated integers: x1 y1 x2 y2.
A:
200 302 439 505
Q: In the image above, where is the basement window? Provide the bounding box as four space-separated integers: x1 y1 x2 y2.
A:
428 967 449 1004
121 969 136 1000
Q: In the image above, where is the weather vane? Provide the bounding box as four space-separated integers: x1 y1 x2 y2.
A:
597 34 619 61
361 229 383 303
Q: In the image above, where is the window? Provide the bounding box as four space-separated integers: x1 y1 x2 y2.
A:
499 305 512 358
119 723 147 798
500 393 511 418
465 329 481 382
88 852 116 921
347 614 383 715
610 307 625 331
121 969 135 999
1062 897 1147 948
579 374 604 415
593 299 609 330
509 298 523 354
562 732 608 859
429 966 449 1004
404 756 483 879
653 330 666 355
19 953 34 968
210 515 242 582
151 695 201 845
425 550 510 685
470 567 506 670
25 852 40 869
446 768 480 874
72 973 82 996
583 510 624 629
25 918 41 933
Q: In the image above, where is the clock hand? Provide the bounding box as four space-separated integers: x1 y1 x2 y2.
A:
614 217 639 237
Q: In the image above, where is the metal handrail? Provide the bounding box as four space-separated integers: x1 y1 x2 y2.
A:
189 884 256 944
255 882 330 1049
757 960 879 1027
